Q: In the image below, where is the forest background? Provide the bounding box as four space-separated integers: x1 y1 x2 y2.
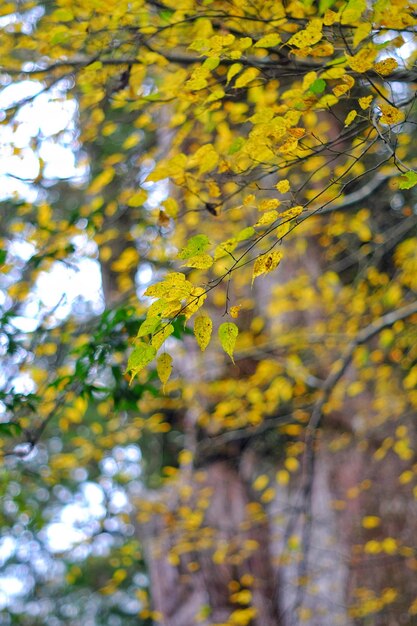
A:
1 0 417 625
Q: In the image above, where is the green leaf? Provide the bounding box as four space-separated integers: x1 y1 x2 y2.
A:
309 79 326 95
236 226 255 242
51 29 69 45
127 342 156 382
178 235 211 260
229 137 245 155
398 171 417 190
172 315 193 338
0 250 7 264
340 0 366 24
319 0 336 14
218 322 238 363
159 9 174 21
52 8 74 21
0 422 22 437
137 316 161 337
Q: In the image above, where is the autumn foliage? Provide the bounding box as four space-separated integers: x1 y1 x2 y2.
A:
2 0 417 624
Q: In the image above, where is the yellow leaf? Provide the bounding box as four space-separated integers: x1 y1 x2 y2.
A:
347 47 377 73
127 189 147 207
181 254 213 269
0 3 15 17
188 144 219 174
234 67 260 89
333 74 355 97
218 322 238 363
364 540 381 554
145 154 187 183
184 287 207 319
288 127 305 139
344 109 358 126
288 20 323 49
261 487 276 503
303 71 317 91
382 537 397 554
374 58 398 76
157 353 172 388
379 103 405 125
252 251 283 284
147 298 169 318
410 598 417 616
399 470 413 484
276 470 290 485
151 324 174 351
258 198 281 211
205 88 225 103
230 590 253 605
123 134 141 150
254 34 281 48
162 197 178 218
111 248 139 272
353 22 372 48
167 552 180 566
194 314 213 351
323 9 339 25
318 94 339 108
285 457 299 472
276 222 290 239
229 607 257 625
179 449 193 465
362 515 381 529
88 168 115 194
214 238 237 260
276 180 290 193
227 63 243 84
230 305 242 319
359 95 373 110
255 210 279 227
248 107 275 124
253 474 269 490
144 273 193 301
322 67 346 80
279 206 303 220
278 138 298 154
185 66 209 91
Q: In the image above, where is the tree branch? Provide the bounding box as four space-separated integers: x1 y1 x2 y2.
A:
307 299 417 436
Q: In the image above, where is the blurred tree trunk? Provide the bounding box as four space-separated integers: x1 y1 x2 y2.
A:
138 460 281 626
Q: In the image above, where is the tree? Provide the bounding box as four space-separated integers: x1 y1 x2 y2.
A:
1 0 417 624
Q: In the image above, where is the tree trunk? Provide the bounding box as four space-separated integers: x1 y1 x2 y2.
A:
138 460 282 626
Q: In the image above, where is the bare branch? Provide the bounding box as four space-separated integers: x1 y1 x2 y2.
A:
307 299 417 436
